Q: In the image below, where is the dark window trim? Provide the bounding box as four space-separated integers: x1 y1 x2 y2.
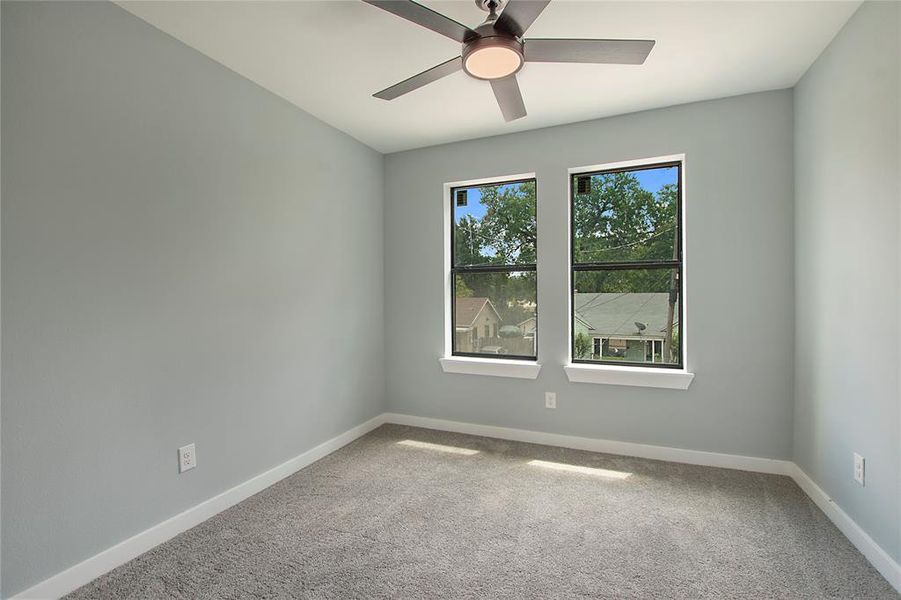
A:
454 264 537 274
450 177 538 361
572 261 678 272
569 160 684 369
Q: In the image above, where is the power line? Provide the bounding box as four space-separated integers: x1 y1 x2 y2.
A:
576 225 675 257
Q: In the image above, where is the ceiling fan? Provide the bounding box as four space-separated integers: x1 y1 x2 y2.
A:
362 0 655 122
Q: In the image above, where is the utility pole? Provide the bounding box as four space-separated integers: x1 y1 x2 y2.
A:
663 224 678 362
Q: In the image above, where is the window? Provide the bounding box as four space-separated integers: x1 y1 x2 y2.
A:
451 177 537 360
570 161 683 368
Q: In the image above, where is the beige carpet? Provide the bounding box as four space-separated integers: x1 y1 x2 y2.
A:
69 424 898 599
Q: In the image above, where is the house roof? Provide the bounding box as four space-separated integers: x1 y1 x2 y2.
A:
574 293 676 339
455 297 501 329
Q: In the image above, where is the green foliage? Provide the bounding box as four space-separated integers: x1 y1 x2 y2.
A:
574 332 592 359
573 175 676 262
453 215 484 267
478 181 537 265
667 329 681 363
573 174 678 293
454 275 473 298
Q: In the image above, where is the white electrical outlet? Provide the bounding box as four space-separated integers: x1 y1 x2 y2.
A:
545 392 557 409
853 453 865 486
179 443 197 473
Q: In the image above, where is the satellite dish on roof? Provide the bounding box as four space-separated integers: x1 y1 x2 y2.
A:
635 321 647 334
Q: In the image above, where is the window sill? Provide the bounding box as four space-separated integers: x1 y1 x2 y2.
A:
564 363 694 389
439 357 541 380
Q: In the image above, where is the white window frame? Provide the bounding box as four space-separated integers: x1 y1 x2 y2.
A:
440 172 541 380
565 155 694 390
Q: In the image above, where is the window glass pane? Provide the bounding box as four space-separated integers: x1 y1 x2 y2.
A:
573 268 680 366
573 166 679 264
454 271 536 358
453 180 536 267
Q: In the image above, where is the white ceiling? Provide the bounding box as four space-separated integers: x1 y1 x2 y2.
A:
117 0 859 153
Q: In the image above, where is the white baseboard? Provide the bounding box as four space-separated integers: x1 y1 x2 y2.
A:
383 413 794 475
11 414 387 600
13 412 900 598
789 464 901 592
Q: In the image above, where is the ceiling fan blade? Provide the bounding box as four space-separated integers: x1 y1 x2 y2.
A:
524 38 655 64
374 56 463 100
490 75 527 122
362 0 476 43
494 0 551 38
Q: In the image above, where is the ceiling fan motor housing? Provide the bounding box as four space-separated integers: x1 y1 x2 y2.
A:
462 33 524 80
475 0 507 13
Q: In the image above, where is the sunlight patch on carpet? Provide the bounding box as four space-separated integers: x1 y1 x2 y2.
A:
398 440 480 455
527 459 631 479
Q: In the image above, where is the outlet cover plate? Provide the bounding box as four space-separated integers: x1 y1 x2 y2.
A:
179 443 197 473
545 392 557 409
853 452 865 486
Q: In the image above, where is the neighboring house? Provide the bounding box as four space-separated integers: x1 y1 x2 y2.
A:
517 316 536 338
574 293 677 363
455 297 502 352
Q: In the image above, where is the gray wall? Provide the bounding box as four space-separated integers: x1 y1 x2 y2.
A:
793 1 900 563
1 2 385 596
384 90 795 460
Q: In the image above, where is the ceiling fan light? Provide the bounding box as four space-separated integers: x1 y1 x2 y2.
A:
461 36 524 80
464 46 522 80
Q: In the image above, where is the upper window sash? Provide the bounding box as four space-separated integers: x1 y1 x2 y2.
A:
451 178 537 271
571 160 682 267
